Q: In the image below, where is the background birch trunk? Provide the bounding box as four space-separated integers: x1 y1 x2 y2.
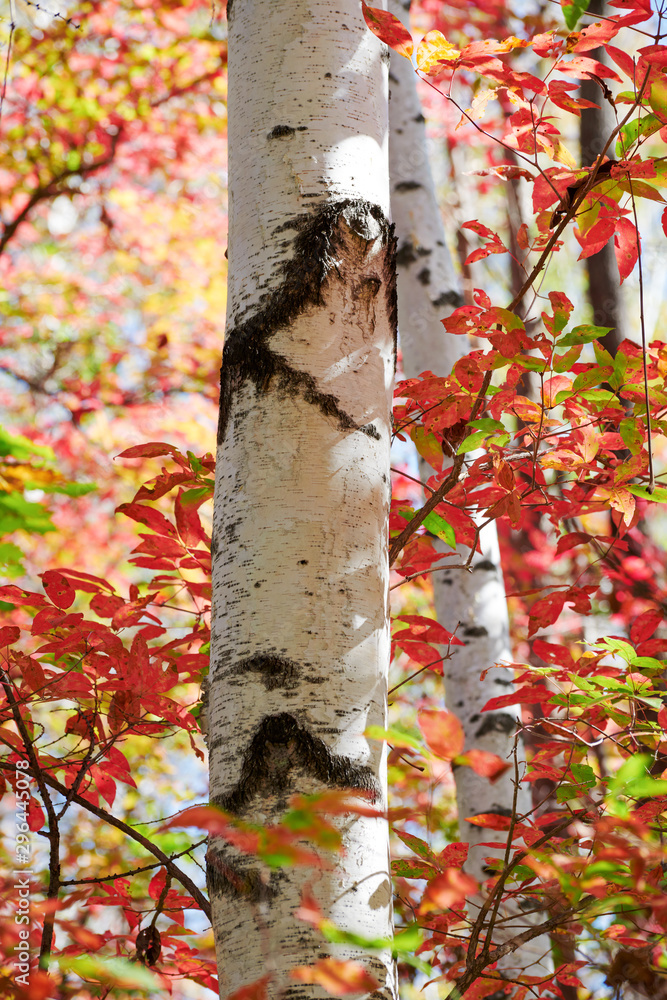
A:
208 2 398 997
388 1 550 976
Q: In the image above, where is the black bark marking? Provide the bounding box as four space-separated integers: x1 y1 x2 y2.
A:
396 240 417 267
474 712 517 740
416 267 431 286
206 847 281 902
215 712 379 815
232 654 301 691
268 125 295 139
360 423 381 440
432 289 464 310
463 625 488 638
473 559 497 572
413 112 426 124
218 200 396 443
394 180 422 192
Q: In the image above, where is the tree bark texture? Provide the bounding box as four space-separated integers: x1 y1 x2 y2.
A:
209 2 398 998
580 0 626 354
388 1 528 884
388 2 550 977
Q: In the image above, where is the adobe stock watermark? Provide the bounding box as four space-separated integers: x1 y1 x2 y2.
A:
14 759 32 989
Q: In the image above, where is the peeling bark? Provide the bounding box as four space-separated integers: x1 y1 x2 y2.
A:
210 1 398 997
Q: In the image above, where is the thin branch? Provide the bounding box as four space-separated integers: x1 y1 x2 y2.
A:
0 758 211 920
0 666 60 965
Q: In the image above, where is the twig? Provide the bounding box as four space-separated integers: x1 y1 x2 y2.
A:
0 757 211 920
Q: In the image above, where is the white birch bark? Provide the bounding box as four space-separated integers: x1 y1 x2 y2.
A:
388 0 550 976
208 2 398 998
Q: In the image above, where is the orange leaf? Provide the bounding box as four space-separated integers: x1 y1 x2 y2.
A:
419 868 478 911
291 958 379 995
457 749 510 782
362 3 413 58
228 975 271 1000
418 709 465 760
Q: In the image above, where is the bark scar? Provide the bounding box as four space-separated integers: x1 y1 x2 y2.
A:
214 710 380 815
218 199 397 443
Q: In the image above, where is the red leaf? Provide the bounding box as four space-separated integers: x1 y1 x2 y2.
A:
116 502 177 537
362 3 413 58
606 44 636 79
482 685 554 712
465 813 511 830
0 586 48 608
662 205 667 238
0 626 19 646
571 20 620 51
555 55 621 81
17 653 46 692
418 709 465 760
148 867 167 900
394 615 464 647
614 216 639 283
437 842 468 868
91 594 125 619
528 591 566 634
419 868 478 911
116 442 182 460
630 609 663 645
575 217 616 259
459 749 511 782
41 570 76 610
175 488 210 548
291 959 379 995
28 798 45 832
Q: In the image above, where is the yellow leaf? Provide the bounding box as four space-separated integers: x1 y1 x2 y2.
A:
553 139 577 169
416 30 460 74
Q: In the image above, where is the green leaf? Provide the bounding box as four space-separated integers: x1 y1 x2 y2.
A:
395 830 437 864
422 511 456 548
628 484 667 502
572 367 613 393
570 763 596 788
58 955 162 990
619 417 643 454
616 114 663 157
0 541 25 577
391 858 435 879
0 493 54 535
35 481 97 497
366 724 422 751
0 428 54 461
456 431 487 454
468 418 507 433
561 0 590 29
558 324 611 346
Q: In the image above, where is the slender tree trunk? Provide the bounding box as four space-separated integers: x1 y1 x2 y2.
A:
388 1 550 977
388 0 524 884
207 2 398 998
580 0 626 354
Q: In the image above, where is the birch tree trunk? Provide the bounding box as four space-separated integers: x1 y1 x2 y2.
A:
208 2 398 998
388 0 550 976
